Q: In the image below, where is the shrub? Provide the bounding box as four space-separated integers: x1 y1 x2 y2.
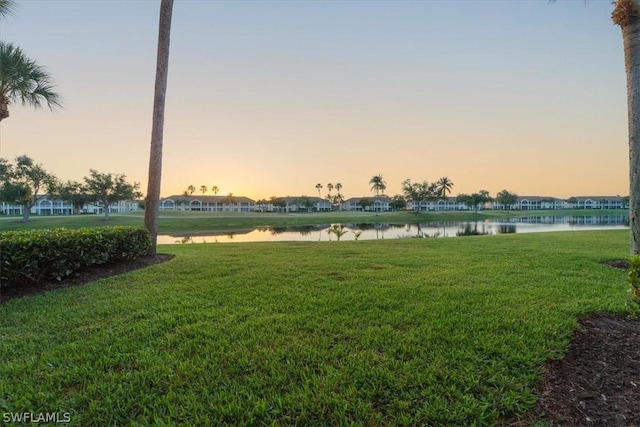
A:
0 227 151 285
627 255 640 313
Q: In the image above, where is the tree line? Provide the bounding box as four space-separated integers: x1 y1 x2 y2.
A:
0 155 140 222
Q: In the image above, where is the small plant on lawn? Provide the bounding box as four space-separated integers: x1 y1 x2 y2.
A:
327 224 349 241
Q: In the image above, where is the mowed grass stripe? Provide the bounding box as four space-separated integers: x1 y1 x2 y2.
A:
0 230 629 425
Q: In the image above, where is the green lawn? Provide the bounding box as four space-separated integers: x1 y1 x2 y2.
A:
0 230 630 425
0 208 629 234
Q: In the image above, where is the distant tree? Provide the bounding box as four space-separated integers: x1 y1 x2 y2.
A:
333 183 343 209
457 190 492 213
270 196 287 212
255 198 269 212
326 183 334 200
187 185 195 195
84 169 141 221
402 179 435 212
331 193 345 209
436 177 454 199
58 180 91 214
295 196 315 212
478 190 492 205
200 185 207 195
224 193 235 211
357 198 373 211
175 191 190 210
389 194 407 211
622 195 630 208
0 155 57 222
315 183 322 198
211 185 219 195
456 194 473 211
495 189 518 211
369 174 386 196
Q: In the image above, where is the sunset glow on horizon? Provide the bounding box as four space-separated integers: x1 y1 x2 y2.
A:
0 0 627 201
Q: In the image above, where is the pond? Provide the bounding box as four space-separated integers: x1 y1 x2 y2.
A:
157 215 629 244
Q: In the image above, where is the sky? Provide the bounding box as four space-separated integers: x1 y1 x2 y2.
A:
0 0 628 200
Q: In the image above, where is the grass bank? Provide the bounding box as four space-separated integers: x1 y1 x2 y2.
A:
0 208 629 234
0 230 629 425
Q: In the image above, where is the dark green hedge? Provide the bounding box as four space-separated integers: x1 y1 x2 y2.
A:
0 227 151 285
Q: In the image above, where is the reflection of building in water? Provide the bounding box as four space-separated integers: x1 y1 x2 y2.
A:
501 215 628 226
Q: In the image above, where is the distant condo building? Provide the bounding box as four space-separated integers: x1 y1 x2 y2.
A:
0 195 628 216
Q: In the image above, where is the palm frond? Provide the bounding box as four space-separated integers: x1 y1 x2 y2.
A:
0 41 62 112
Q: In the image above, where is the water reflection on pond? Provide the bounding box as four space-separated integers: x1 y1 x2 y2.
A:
158 215 629 244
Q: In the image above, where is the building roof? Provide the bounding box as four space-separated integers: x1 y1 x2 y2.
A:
163 195 255 203
344 196 392 203
570 196 623 202
516 196 564 202
278 196 330 204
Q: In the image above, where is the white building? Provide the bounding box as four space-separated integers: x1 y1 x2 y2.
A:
0 196 139 216
160 195 256 212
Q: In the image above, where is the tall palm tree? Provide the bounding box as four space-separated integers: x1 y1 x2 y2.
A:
0 41 62 122
0 0 16 17
436 176 454 199
144 0 174 256
369 174 387 196
613 0 640 254
335 182 342 193
315 183 322 198
200 185 207 195
326 183 334 197
211 185 219 195
187 185 195 195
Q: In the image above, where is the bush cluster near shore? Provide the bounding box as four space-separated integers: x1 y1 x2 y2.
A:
0 227 150 285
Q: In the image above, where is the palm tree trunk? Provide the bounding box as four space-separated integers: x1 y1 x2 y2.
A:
144 0 173 257
614 0 640 254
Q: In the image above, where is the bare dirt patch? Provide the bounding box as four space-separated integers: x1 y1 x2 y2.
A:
0 254 174 303
522 313 640 426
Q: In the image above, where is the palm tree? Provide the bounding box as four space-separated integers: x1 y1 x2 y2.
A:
0 0 16 17
436 177 454 199
369 174 386 196
211 185 219 195
144 0 174 257
0 42 62 122
326 183 334 197
200 185 207 195
187 185 195 195
334 182 343 208
613 0 640 254
315 183 322 198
